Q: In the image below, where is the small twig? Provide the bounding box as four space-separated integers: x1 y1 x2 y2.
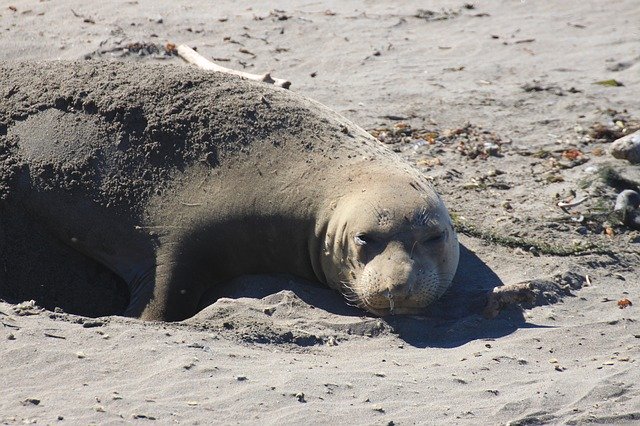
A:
557 196 588 209
70 9 95 24
177 44 291 89
44 332 66 339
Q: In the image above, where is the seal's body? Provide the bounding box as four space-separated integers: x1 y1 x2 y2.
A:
0 61 458 321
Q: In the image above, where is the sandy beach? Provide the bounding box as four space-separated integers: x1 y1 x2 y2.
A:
1 1 639 424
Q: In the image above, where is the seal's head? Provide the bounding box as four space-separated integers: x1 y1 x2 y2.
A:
320 174 459 316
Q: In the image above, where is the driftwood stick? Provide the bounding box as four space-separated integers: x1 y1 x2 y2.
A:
177 44 291 89
483 282 536 319
557 196 588 209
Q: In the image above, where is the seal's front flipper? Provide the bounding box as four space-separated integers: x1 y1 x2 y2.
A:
138 246 211 321
122 265 157 319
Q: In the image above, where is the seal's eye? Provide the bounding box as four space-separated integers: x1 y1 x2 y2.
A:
422 231 445 245
354 233 373 246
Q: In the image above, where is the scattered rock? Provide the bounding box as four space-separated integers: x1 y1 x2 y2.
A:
614 190 640 229
414 8 460 21
614 190 640 211
13 300 43 316
521 81 576 96
522 272 588 306
610 130 640 164
183 360 197 370
132 414 156 420
84 41 176 60
589 123 627 143
607 61 633 72
617 299 633 309
82 320 104 328
369 122 505 160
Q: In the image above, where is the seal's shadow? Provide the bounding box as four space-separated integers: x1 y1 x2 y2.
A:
383 243 537 348
0 206 129 317
210 244 536 348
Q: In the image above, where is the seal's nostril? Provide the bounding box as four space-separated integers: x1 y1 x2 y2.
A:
386 278 414 299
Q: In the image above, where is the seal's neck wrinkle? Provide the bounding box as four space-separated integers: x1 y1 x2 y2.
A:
313 197 350 292
309 214 330 286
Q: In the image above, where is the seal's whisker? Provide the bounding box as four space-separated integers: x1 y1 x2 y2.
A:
339 278 374 311
343 292 362 303
342 291 358 299
339 284 356 294
339 279 361 302
358 296 376 312
410 240 418 259
339 278 355 288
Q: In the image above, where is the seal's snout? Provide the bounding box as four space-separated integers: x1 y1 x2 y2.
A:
383 260 417 299
361 254 426 312
352 241 457 315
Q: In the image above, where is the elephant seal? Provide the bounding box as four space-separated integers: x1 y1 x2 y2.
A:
0 61 459 321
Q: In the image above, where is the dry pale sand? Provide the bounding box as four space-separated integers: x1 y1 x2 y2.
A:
1 1 639 424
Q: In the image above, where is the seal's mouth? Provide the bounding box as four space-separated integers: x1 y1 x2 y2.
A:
339 271 455 317
369 290 437 316
363 305 428 317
